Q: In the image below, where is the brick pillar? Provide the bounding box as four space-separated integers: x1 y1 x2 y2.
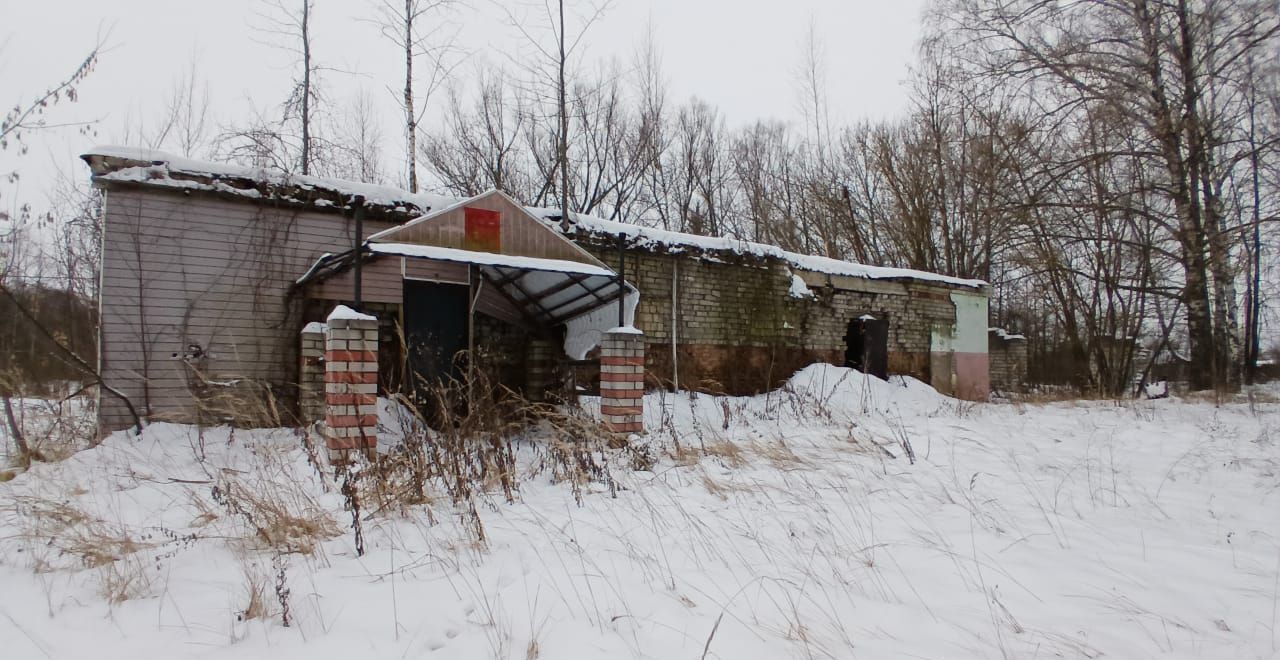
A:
299 322 327 424
526 339 555 403
323 306 379 462
600 329 644 433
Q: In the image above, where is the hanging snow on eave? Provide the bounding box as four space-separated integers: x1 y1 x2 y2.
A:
562 290 640 360
788 271 815 299
525 205 987 289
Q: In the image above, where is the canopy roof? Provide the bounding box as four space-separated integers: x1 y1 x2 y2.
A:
374 243 630 327
297 243 635 329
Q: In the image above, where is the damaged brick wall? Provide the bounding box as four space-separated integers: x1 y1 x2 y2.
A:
988 330 1028 394
580 240 964 395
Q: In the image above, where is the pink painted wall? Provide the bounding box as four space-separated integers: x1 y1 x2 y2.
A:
953 352 990 401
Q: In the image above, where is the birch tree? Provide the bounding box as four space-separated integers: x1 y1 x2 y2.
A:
371 0 461 192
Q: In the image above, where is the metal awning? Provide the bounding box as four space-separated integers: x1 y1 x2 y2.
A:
297 242 635 328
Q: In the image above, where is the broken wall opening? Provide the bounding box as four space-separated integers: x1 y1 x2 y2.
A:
845 316 889 380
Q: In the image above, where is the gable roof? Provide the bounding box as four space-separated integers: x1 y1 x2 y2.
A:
367 189 608 269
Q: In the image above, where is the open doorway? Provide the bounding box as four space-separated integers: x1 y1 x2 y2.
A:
403 279 470 406
844 316 889 380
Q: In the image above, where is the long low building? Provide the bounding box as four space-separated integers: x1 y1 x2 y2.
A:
82 147 991 436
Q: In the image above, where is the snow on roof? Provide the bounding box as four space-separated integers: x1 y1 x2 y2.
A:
83 147 983 290
526 205 986 289
368 243 615 277
989 327 1027 341
301 321 327 335
327 305 376 322
82 145 456 213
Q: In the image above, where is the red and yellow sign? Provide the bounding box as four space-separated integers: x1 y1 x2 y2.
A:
464 207 501 253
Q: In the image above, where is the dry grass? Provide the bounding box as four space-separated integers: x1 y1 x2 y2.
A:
11 495 141 568
96 555 154 605
238 562 275 621
369 369 637 516
703 438 748 468
211 471 339 555
753 436 811 471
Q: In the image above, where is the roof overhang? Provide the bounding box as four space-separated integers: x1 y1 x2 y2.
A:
297 242 636 328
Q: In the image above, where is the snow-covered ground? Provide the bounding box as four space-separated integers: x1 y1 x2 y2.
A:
2 366 1277 659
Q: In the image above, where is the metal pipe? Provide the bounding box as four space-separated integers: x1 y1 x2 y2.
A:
616 231 626 327
352 195 366 310
671 256 678 392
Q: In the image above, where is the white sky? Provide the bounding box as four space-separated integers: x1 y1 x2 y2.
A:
2 0 926 210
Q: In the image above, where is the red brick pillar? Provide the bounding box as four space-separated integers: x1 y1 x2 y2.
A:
600 328 644 433
324 306 378 462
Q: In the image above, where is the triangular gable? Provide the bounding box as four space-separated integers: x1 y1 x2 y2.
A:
367 189 606 268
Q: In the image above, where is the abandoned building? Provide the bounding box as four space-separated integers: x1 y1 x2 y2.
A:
83 147 996 452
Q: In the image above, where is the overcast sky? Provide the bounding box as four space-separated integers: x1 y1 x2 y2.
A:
3 0 927 209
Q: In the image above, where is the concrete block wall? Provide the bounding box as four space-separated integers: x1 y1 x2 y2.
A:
299 322 326 423
323 308 379 462
525 339 554 403
599 330 644 433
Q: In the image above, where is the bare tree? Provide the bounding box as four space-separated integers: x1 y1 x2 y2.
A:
249 0 321 175
371 0 462 192
328 89 388 184
498 0 612 228
422 64 535 197
935 0 1280 391
2 41 101 280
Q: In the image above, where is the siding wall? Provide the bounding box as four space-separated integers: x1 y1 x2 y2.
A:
98 188 393 430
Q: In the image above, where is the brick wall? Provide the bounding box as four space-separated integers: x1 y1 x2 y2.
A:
323 309 379 462
989 329 1028 394
581 242 964 395
599 330 644 433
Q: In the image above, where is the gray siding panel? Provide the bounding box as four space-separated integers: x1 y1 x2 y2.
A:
97 189 393 431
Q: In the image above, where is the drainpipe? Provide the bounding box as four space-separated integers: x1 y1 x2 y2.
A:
616 231 626 327
671 256 679 392
351 195 366 310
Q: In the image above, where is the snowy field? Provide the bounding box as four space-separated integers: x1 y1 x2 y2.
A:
1 366 1277 659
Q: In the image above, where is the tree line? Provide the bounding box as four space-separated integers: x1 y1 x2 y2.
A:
5 0 1279 397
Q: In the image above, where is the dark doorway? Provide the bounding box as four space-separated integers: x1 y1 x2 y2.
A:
844 316 889 380
403 279 470 403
